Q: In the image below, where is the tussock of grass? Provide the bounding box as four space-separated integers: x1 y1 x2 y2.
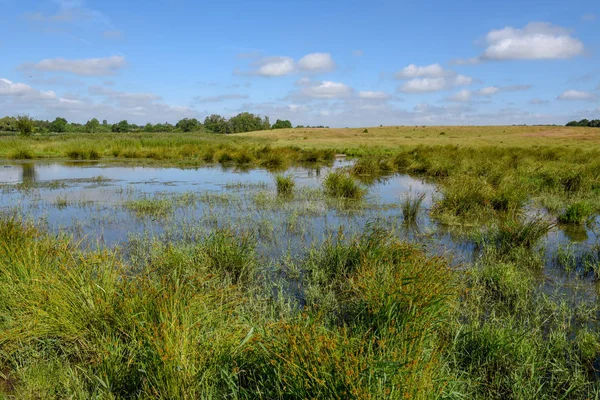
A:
477 216 555 255
558 202 593 224
400 192 426 223
323 171 365 200
274 174 295 196
123 197 174 218
8 148 33 160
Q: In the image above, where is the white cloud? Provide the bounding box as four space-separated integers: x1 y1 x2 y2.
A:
358 91 390 100
0 78 57 100
240 53 336 77
399 76 472 93
254 57 295 77
395 63 446 79
446 89 472 102
193 94 249 103
479 86 500 96
297 53 335 72
400 77 446 93
446 84 531 102
457 22 584 63
557 90 596 101
298 81 353 99
395 64 473 93
21 56 126 76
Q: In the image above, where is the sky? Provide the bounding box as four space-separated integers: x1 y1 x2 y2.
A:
0 0 599 127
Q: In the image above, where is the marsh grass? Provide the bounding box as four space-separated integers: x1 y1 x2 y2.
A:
474 215 555 259
558 202 594 224
323 171 365 200
123 197 174 218
274 174 295 197
8 148 33 160
400 192 426 223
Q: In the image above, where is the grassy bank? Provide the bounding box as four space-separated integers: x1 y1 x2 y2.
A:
1 215 598 398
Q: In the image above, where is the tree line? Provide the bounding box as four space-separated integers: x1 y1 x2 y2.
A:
0 113 300 136
566 119 600 127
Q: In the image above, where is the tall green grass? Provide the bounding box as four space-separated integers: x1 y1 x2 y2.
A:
323 171 365 200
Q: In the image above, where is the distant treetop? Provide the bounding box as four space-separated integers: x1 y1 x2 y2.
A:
566 119 600 127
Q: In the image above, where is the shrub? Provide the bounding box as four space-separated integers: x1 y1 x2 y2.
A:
16 115 34 137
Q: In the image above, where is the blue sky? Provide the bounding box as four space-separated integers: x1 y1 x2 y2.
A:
0 0 598 126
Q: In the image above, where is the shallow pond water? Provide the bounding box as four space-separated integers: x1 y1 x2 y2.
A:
1 160 599 301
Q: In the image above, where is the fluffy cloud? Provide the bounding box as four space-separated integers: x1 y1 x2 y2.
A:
358 91 391 100
297 53 335 73
295 81 353 99
0 77 196 124
456 22 584 64
395 63 446 79
0 78 57 100
446 89 473 102
21 56 126 76
193 94 249 103
446 84 531 102
239 53 335 77
557 90 596 101
395 64 473 93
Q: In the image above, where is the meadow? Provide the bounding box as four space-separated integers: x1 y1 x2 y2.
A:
1 125 600 399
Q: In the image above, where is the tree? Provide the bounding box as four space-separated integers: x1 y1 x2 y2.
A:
49 117 68 133
0 116 17 132
204 114 228 134
176 118 200 132
262 116 271 130
566 121 579 127
272 119 293 129
16 115 34 136
85 118 100 133
228 112 264 133
102 119 108 126
143 123 154 132
112 120 130 133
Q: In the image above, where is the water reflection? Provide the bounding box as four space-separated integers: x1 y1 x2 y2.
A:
21 163 37 184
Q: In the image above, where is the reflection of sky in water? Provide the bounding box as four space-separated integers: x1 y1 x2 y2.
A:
1 160 599 302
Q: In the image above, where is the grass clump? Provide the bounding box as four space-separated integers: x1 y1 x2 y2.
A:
8 148 33 160
558 202 593 224
400 192 426 223
123 197 174 218
478 216 555 255
323 171 365 200
274 174 295 197
66 148 101 160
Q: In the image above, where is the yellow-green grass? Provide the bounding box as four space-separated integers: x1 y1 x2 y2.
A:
240 125 600 151
2 126 600 164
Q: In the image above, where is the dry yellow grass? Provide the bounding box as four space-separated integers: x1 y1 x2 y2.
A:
238 125 600 150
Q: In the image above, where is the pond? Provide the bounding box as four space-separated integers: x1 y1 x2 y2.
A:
1 160 599 301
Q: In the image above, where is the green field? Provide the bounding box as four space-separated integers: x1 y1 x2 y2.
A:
2 126 600 398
